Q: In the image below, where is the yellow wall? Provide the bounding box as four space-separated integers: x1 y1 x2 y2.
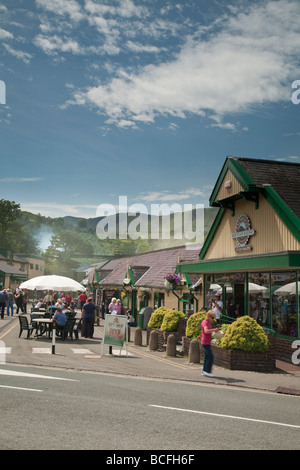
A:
205 196 300 260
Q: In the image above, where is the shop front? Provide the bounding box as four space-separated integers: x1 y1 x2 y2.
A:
202 268 300 337
179 156 300 341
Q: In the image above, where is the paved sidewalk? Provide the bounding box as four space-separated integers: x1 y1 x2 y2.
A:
1 313 300 396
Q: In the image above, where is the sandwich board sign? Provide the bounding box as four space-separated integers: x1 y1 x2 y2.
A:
101 314 128 357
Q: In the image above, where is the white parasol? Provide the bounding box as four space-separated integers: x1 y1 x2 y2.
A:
19 275 86 292
248 283 267 293
213 283 267 294
274 281 300 296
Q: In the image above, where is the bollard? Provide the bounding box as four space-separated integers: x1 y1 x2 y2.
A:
188 339 200 363
52 320 56 355
127 325 131 343
149 330 158 351
166 334 176 357
134 327 142 346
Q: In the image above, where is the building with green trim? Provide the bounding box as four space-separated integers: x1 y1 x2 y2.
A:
179 156 300 340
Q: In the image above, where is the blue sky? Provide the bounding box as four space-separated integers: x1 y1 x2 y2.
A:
0 0 300 219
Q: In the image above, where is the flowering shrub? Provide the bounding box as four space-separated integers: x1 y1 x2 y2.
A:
148 307 169 329
161 310 185 332
148 307 185 331
185 311 213 339
220 316 269 352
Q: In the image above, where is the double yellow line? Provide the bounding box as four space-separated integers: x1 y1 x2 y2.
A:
128 344 197 371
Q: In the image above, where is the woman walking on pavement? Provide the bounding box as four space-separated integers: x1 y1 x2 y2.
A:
201 310 219 377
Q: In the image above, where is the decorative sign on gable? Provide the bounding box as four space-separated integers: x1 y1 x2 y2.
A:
232 214 255 252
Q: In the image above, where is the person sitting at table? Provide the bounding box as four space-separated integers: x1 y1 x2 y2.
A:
34 300 44 309
53 307 67 334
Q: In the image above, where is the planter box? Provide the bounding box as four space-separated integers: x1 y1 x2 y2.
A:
182 335 276 372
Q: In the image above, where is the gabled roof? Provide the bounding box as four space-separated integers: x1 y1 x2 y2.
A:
238 157 300 219
201 156 300 260
94 245 200 289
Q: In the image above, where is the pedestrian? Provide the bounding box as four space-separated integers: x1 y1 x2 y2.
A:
81 297 97 338
0 288 8 319
22 290 28 313
200 310 219 377
209 292 223 323
53 307 67 336
108 297 117 315
44 290 53 308
78 292 87 310
15 289 24 314
6 289 14 316
116 299 123 315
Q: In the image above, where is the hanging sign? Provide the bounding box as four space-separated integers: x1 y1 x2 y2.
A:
101 314 128 356
232 214 255 252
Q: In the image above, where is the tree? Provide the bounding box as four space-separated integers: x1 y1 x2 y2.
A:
47 230 94 257
44 229 94 275
0 199 21 247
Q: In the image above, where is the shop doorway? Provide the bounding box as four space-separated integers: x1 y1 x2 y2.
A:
234 283 245 317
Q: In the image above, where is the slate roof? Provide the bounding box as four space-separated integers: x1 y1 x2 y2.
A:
0 262 27 278
95 245 200 289
237 157 300 218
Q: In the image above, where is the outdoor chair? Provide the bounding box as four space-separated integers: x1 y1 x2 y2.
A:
60 318 76 341
18 316 34 339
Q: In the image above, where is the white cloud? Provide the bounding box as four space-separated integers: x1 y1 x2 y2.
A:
3 44 32 63
126 40 166 54
137 188 206 203
0 28 13 40
65 0 300 129
34 34 82 55
0 177 44 183
36 0 84 22
21 202 99 218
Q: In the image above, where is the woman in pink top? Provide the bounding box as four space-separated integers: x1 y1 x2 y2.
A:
201 310 219 377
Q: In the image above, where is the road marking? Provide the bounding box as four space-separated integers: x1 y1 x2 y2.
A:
0 322 18 339
128 346 189 369
0 347 11 354
0 384 43 392
71 348 93 354
32 348 51 354
0 368 78 381
150 404 300 429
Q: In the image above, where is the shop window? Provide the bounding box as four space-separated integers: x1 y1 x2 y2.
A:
248 272 270 329
205 273 245 319
154 292 164 309
181 293 194 315
271 271 298 337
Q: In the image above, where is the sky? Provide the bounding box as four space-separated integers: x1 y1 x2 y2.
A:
0 0 300 220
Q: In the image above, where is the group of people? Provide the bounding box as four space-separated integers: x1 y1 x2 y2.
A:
36 290 96 339
35 290 77 310
0 286 29 319
108 297 125 315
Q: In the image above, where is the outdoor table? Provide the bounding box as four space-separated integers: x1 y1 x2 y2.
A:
33 318 54 338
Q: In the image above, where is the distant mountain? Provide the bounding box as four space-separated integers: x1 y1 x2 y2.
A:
19 207 218 254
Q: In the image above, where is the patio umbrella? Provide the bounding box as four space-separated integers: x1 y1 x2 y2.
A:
214 283 266 294
274 281 300 296
248 283 267 293
19 275 86 292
